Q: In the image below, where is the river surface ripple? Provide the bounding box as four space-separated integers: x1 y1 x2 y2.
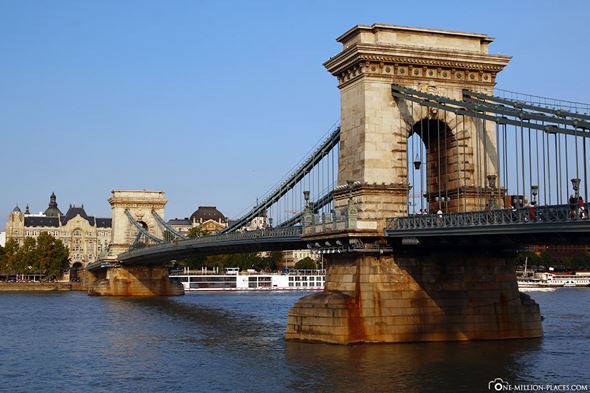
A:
0 289 588 392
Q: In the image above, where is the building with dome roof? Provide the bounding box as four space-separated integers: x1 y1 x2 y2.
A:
189 206 228 233
166 206 274 235
167 206 229 235
4 193 112 268
43 192 62 217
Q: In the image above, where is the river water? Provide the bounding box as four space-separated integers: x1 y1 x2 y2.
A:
0 289 588 392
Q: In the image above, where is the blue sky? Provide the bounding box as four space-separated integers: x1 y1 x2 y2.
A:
1 0 589 220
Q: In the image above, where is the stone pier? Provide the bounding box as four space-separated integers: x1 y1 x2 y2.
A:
286 249 542 344
88 265 184 296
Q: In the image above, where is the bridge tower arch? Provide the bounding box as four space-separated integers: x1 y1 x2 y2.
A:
409 117 461 213
406 116 465 214
324 24 510 231
107 190 167 259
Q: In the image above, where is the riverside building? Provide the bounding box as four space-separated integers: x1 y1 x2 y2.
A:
167 206 229 235
4 193 112 268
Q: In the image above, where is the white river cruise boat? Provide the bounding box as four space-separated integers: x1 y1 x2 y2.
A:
169 267 325 291
518 272 590 289
517 257 590 289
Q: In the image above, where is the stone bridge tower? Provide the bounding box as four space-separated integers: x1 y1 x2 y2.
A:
324 24 511 232
106 190 167 259
287 24 542 344
87 189 183 297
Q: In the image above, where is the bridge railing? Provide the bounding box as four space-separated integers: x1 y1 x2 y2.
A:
386 203 588 232
302 206 357 235
128 226 303 252
195 226 303 243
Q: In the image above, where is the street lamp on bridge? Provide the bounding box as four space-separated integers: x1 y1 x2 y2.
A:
487 174 497 209
531 185 539 206
571 178 581 200
434 196 450 212
413 154 422 170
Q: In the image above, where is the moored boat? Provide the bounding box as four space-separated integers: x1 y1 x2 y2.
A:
517 256 590 289
517 272 590 288
169 267 325 291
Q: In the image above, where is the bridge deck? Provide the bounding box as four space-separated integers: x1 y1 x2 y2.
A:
88 204 590 270
117 227 305 266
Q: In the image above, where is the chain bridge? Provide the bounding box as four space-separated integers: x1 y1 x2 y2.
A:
86 24 590 344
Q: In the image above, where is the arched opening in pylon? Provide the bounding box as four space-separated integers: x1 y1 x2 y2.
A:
407 118 456 214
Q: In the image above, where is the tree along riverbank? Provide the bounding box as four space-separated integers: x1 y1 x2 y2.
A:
0 233 70 279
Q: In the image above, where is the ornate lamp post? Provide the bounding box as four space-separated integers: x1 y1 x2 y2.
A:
413 154 422 170
530 185 539 206
303 190 310 207
302 191 312 233
434 196 450 212
571 178 581 200
487 174 497 209
571 178 581 219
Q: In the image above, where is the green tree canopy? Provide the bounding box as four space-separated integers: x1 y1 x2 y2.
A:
514 251 542 267
35 232 70 277
15 237 37 273
0 233 69 277
0 239 20 274
295 257 317 270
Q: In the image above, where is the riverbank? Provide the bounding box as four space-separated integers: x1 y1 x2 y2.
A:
0 282 74 292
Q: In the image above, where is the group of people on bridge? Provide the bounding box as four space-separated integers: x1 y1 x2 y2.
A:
569 195 586 220
403 194 588 228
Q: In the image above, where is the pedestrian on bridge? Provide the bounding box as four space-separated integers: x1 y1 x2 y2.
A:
569 195 577 219
436 209 443 226
528 203 536 222
578 196 586 219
